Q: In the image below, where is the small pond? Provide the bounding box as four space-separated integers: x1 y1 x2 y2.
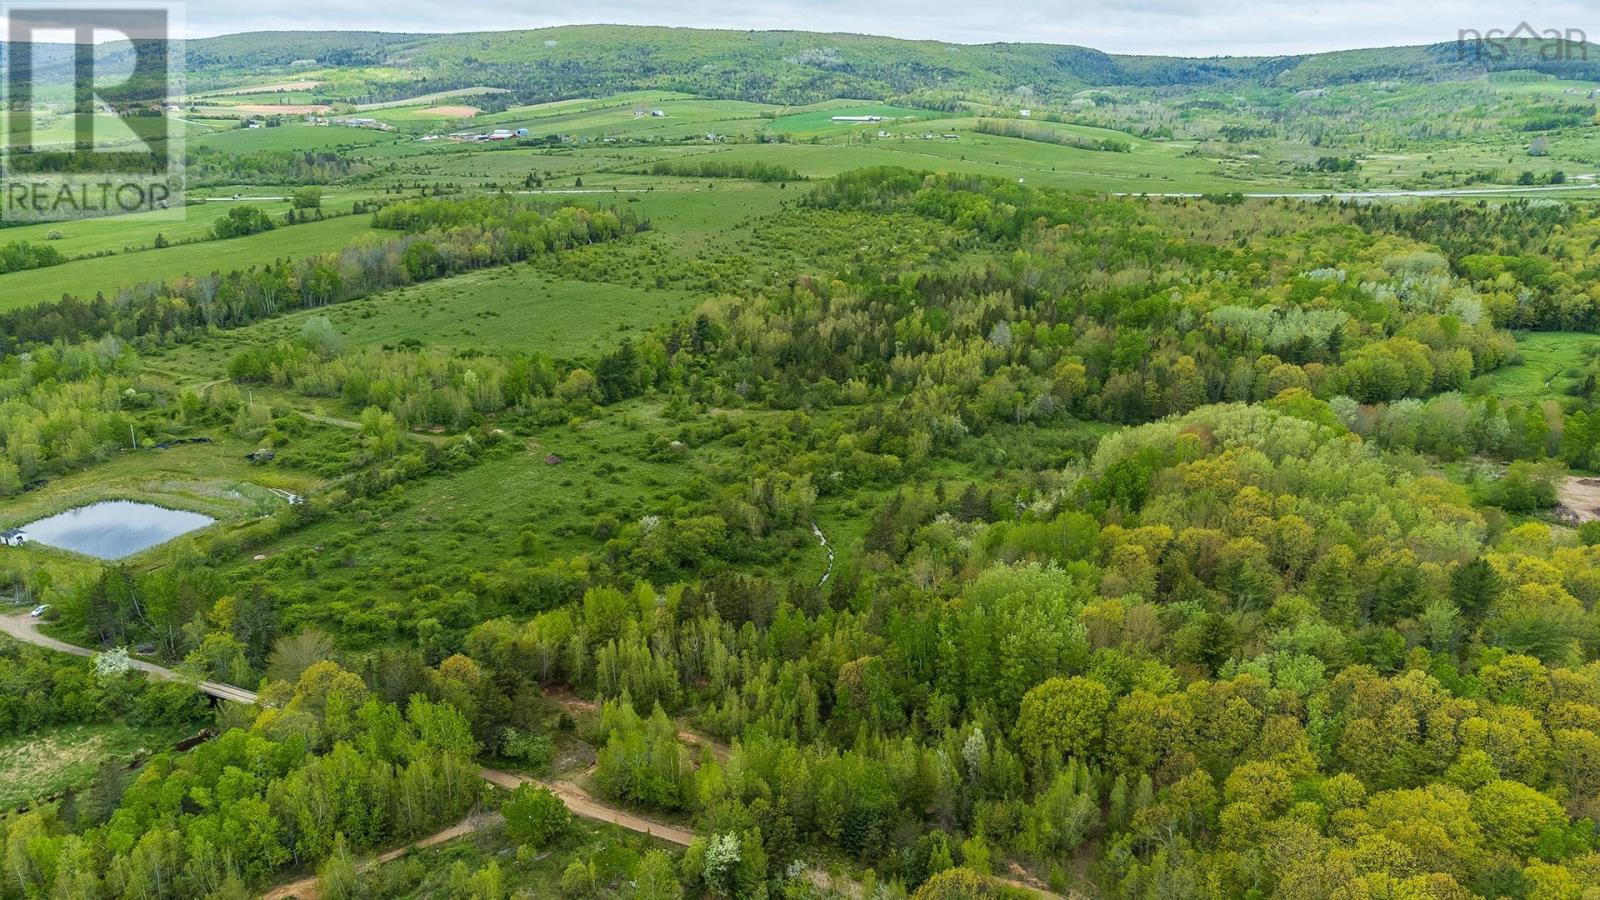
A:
22 501 215 560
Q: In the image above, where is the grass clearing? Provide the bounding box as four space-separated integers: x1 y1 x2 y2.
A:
1486 331 1600 403
155 267 700 379
0 721 191 810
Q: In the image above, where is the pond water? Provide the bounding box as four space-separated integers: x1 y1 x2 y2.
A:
22 501 215 560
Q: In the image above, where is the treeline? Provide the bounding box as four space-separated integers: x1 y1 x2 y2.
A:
1353 200 1600 332
0 197 641 352
0 240 65 276
648 159 805 182
227 334 560 430
781 169 1518 427
973 118 1131 152
184 147 366 186
0 339 152 496
0 638 205 740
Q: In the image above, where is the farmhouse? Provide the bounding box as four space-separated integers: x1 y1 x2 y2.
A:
0 529 27 547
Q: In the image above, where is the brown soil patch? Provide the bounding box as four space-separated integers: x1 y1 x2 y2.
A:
230 104 331 115
206 81 321 96
1559 477 1600 523
421 105 480 117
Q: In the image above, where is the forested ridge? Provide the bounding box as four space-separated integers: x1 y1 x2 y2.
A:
167 27 1600 107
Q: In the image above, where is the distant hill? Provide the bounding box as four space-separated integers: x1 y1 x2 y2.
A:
10 24 1600 106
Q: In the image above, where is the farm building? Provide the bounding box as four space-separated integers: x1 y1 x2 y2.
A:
0 529 27 547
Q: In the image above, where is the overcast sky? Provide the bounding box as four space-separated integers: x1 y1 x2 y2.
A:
165 0 1598 56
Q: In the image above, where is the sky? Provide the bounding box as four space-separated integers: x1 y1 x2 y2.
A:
168 0 1598 56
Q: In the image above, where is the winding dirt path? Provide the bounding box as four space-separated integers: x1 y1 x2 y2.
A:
548 689 731 762
479 768 695 845
260 813 497 900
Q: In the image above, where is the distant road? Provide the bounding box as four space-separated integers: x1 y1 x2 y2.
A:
0 611 259 705
1111 183 1600 200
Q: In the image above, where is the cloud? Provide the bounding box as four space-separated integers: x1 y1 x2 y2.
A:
172 0 1595 57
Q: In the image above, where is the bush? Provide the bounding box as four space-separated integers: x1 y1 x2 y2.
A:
502 783 571 848
210 205 277 239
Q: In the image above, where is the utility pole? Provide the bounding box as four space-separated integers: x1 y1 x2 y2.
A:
130 424 137 450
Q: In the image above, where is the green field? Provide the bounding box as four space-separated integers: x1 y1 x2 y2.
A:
0 214 381 310
0 198 319 259
188 121 405 152
0 721 191 810
1486 331 1600 403
155 267 701 377
769 102 948 134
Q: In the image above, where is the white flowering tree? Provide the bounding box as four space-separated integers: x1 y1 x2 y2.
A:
93 647 133 679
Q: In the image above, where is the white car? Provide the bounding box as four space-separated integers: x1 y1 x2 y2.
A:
29 604 49 618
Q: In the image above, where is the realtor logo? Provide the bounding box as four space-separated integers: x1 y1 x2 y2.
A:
1456 22 1589 62
0 2 185 222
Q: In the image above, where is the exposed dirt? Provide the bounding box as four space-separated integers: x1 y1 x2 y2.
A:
230 104 332 115
202 81 322 96
1558 477 1600 523
420 105 480 117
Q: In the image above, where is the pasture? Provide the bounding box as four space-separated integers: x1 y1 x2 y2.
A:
0 214 381 310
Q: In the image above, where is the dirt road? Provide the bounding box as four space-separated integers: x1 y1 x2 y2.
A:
260 812 500 900
0 612 258 704
479 768 695 846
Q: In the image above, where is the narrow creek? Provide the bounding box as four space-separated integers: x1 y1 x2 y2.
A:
811 521 835 588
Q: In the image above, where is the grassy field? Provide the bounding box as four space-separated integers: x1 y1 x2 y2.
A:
2 111 176 149
1486 331 1600 403
187 121 405 153
0 198 321 259
223 401 715 626
0 721 192 810
769 102 948 135
475 91 698 126
154 267 701 378
0 214 381 310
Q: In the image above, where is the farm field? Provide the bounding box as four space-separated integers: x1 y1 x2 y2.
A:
0 213 381 310
769 102 950 135
0 198 315 259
